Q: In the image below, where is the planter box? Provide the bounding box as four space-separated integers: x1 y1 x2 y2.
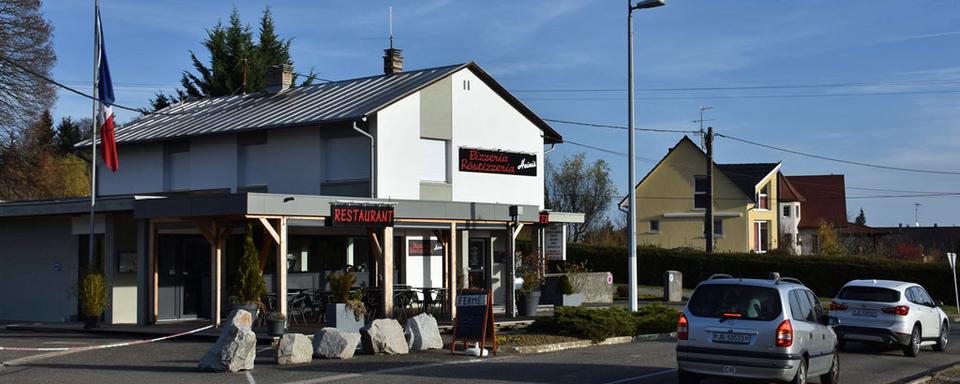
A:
326 303 364 333
560 293 584 307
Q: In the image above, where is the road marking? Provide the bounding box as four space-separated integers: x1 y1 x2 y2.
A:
245 371 257 384
279 355 514 384
257 347 273 353
601 369 677 384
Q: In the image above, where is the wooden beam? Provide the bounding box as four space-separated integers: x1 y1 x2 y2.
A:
259 217 280 244
368 231 382 288
382 226 394 319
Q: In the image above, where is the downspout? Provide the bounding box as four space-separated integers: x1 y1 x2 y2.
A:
352 120 376 198
544 143 556 155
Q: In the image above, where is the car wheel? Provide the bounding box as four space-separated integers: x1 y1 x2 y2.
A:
903 325 921 357
678 368 699 384
934 322 949 352
819 352 840 384
790 358 807 384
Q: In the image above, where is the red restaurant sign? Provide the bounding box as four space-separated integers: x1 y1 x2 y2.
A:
458 147 537 177
330 204 395 227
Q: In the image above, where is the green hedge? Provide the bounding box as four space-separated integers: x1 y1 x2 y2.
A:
528 305 679 342
554 244 954 302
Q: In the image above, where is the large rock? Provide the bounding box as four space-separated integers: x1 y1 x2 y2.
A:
406 313 443 350
198 309 257 372
313 327 361 359
276 333 313 365
360 319 409 355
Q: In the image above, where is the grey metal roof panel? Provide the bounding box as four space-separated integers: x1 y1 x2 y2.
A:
80 62 563 146
102 64 467 145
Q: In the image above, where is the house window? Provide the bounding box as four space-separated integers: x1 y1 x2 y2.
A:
694 176 708 209
782 205 791 218
754 221 769 253
757 183 769 210
163 140 190 192
238 132 267 190
714 219 723 236
420 138 448 183
649 220 660 233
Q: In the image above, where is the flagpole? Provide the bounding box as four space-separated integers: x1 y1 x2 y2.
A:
88 0 99 270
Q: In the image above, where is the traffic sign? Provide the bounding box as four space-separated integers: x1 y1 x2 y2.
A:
949 252 957 271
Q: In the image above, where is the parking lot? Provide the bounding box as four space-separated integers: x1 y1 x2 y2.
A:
2 325 959 384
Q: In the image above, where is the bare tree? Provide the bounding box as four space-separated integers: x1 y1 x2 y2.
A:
0 0 56 137
545 153 617 242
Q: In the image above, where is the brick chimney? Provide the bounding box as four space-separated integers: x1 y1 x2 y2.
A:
383 47 403 75
265 64 293 93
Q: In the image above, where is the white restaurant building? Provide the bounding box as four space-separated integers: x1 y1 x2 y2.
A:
0 52 582 326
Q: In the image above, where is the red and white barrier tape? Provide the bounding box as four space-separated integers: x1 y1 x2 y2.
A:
0 324 214 352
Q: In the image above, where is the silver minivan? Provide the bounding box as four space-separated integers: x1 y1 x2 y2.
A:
676 275 839 384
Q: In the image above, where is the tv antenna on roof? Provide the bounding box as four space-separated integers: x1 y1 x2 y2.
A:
693 106 714 148
388 6 394 49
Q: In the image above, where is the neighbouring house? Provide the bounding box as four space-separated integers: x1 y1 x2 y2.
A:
777 173 805 255
843 224 960 261
0 51 584 325
624 136 782 253
785 175 848 255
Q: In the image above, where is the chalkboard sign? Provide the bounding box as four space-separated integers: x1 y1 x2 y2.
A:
451 288 496 356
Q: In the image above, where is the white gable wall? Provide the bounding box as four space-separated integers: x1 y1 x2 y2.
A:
450 69 544 208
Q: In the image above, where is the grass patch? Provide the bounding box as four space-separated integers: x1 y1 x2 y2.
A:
528 304 679 342
495 333 581 347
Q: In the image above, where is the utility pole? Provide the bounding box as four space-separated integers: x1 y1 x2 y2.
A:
914 202 922 227
704 127 714 254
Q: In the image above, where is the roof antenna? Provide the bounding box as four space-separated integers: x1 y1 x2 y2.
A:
388 6 394 49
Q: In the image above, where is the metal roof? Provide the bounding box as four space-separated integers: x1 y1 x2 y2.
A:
82 62 562 146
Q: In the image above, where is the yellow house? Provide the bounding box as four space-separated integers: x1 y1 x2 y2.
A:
623 136 781 253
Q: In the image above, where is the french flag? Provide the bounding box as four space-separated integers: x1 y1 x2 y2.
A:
97 8 118 172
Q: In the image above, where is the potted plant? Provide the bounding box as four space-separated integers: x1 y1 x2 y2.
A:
517 252 543 317
557 274 584 307
231 225 266 322
78 271 108 329
325 272 366 332
265 312 286 336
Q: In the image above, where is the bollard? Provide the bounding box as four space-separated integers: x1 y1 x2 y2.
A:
663 270 683 303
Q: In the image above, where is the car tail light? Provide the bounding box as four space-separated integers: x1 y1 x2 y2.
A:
829 301 848 311
677 314 689 341
882 305 910 316
776 320 794 347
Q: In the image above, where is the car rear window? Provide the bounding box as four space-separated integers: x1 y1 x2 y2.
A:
837 286 900 303
687 284 782 321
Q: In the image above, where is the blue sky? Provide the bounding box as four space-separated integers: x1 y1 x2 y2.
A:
43 1 960 227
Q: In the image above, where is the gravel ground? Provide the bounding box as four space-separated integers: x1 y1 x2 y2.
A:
927 365 960 383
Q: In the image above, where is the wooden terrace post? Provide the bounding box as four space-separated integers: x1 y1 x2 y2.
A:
278 218 288 317
448 222 457 321
382 226 394 318
211 222 222 326
149 220 157 324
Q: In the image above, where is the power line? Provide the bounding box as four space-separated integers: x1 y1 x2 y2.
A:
544 118 700 134
512 77 960 93
520 88 960 101
715 133 960 176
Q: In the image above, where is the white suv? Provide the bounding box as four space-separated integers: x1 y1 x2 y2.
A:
830 280 949 357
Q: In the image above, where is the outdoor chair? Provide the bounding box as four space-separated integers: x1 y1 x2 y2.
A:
288 294 309 325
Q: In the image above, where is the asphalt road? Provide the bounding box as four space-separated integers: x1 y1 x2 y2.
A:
1 326 959 384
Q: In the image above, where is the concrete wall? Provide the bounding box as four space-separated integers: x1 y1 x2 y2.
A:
100 142 163 195
109 214 138 324
0 216 78 322
375 93 422 200
635 140 750 252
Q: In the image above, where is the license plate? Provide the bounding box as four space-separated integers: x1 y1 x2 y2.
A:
853 309 878 317
712 332 751 344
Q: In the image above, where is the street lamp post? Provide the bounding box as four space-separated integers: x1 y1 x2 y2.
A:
627 0 664 312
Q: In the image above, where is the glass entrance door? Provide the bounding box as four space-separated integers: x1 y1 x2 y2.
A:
158 235 210 320
468 238 487 288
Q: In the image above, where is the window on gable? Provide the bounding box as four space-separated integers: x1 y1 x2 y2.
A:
420 138 449 183
694 176 708 209
757 183 769 210
713 219 723 236
649 220 660 233
782 205 791 217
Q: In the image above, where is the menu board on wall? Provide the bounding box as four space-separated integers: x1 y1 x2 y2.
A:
544 224 566 261
458 147 537 177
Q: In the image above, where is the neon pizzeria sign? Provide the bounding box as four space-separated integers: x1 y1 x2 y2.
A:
458 147 537 177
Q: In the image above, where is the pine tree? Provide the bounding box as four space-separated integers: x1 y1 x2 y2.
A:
854 208 866 226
